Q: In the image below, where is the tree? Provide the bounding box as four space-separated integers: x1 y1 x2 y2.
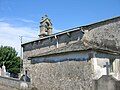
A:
0 45 21 76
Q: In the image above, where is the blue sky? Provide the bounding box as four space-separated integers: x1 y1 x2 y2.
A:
0 0 120 55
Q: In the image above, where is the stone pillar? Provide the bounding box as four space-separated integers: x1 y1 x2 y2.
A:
47 25 52 35
39 23 47 37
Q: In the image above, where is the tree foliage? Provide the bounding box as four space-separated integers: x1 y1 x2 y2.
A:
0 45 21 74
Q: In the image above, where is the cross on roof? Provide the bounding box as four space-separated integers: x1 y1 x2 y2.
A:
103 62 111 75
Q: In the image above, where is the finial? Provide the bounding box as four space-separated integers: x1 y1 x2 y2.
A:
45 15 48 18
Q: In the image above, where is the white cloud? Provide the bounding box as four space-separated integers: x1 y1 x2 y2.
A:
0 21 39 56
0 17 62 57
0 17 37 24
15 18 37 23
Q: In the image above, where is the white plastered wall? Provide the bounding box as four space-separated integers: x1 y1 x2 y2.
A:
92 52 120 80
112 59 120 80
91 52 109 79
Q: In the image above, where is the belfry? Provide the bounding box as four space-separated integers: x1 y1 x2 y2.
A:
39 15 52 38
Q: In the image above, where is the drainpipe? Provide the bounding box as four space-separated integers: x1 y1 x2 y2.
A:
55 35 58 48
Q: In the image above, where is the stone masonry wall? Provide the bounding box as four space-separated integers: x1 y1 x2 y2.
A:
22 16 120 90
82 17 120 52
23 30 83 59
29 60 93 90
22 30 84 70
22 17 120 69
0 76 21 89
81 17 120 80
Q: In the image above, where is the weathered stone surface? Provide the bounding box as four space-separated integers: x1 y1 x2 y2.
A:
0 83 18 90
0 76 31 89
22 16 120 60
82 17 120 53
22 16 120 90
30 60 93 90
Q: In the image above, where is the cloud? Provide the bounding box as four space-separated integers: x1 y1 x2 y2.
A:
0 21 39 56
0 17 38 29
15 18 37 23
0 18 62 56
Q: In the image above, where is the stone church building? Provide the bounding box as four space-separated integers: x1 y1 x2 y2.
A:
22 16 120 90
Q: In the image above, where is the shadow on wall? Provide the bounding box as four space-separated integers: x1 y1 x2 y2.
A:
31 58 88 64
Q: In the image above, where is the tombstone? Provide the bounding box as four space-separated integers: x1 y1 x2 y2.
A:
1 62 6 77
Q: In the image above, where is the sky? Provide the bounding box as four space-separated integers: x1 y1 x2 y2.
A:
0 0 120 56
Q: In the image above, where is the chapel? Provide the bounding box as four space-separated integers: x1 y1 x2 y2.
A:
22 16 120 89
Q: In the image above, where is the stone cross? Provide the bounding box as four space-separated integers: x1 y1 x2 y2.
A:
103 62 111 75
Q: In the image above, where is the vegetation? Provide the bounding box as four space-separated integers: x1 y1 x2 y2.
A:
0 45 21 76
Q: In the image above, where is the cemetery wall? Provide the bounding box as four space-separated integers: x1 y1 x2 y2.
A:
0 76 31 89
0 76 20 89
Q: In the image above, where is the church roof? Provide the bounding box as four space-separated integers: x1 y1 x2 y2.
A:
28 41 120 59
22 16 120 46
22 16 120 58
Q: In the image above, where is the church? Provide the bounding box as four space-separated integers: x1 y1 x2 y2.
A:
22 16 120 90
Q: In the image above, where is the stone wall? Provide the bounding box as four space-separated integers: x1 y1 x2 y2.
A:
22 16 120 70
29 60 93 90
22 16 120 59
23 30 83 59
0 76 31 89
0 76 20 89
82 17 120 52
22 29 84 69
22 16 120 90
28 51 93 90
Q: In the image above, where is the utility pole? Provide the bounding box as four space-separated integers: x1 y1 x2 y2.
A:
20 36 23 58
19 36 23 74
19 36 38 75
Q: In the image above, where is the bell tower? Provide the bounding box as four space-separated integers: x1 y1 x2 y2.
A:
39 15 53 38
